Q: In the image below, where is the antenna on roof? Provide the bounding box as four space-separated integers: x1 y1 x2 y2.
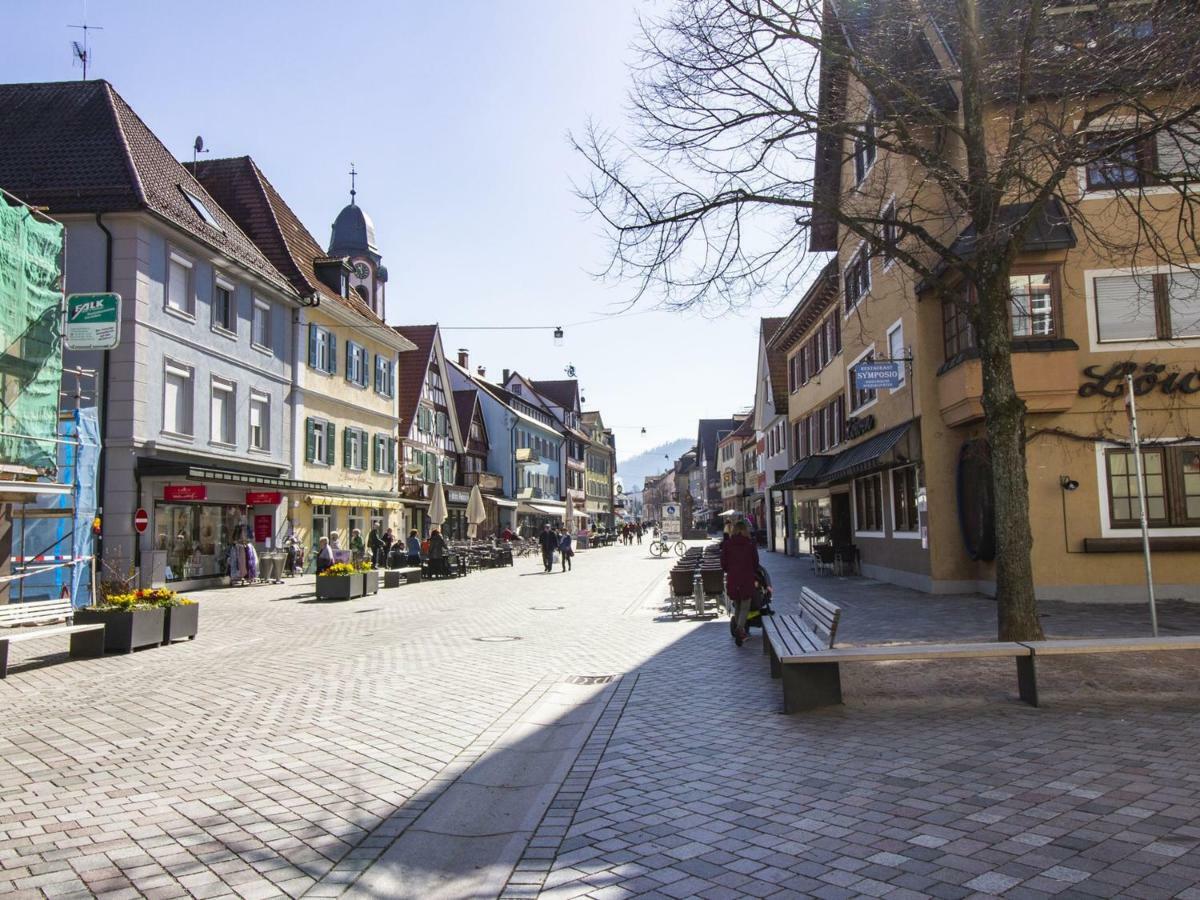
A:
68 2 103 80
192 136 208 167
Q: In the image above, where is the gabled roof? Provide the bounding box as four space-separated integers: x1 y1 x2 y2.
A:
530 379 580 413
187 155 384 325
697 419 739 467
0 80 293 295
767 261 840 354
393 325 439 432
760 317 788 416
453 389 487 452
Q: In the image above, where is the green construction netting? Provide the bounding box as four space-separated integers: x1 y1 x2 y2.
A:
0 199 64 473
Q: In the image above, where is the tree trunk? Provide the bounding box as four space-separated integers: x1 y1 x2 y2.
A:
975 274 1045 642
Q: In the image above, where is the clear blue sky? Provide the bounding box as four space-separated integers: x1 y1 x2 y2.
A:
5 0 779 464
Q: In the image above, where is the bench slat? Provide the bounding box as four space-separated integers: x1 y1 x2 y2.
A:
1023 636 1200 656
783 641 1030 664
0 623 103 643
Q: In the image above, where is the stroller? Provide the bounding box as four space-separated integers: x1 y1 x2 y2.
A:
730 565 774 638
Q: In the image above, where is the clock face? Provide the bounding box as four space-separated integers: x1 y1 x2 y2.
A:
352 260 371 281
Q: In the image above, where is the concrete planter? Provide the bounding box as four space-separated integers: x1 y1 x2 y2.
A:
315 573 364 601
362 570 379 595
76 607 165 654
162 603 199 644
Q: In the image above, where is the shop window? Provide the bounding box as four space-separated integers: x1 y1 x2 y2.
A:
210 378 235 446
249 393 270 452
854 473 884 533
891 465 919 533
1105 446 1200 527
311 504 332 549
252 299 271 351
158 501 249 582
1094 270 1200 342
212 278 236 333
163 360 194 437
166 250 194 315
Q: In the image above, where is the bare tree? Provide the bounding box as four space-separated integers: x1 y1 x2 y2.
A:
576 0 1200 640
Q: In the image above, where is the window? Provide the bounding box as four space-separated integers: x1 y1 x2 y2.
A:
249 393 270 452
443 458 455 485
252 299 271 350
212 278 236 333
886 321 906 387
374 435 396 474
166 252 194 315
346 342 368 387
1007 271 1056 337
1106 446 1200 528
943 289 975 359
1156 121 1200 183
1094 270 1200 342
850 350 877 412
854 473 884 533
853 105 877 185
309 325 336 373
881 200 898 265
163 361 194 436
844 246 871 312
210 378 235 446
1086 131 1155 190
374 354 394 397
827 314 841 356
892 466 919 533
344 427 368 470
181 186 224 230
306 418 336 466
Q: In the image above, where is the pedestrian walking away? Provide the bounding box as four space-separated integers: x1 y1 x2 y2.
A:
381 527 394 569
538 523 557 572
367 523 383 567
405 529 421 567
721 520 759 646
559 529 574 572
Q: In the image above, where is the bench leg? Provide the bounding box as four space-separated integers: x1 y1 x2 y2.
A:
1017 655 1039 707
768 643 782 679
0 640 8 679
782 662 843 713
70 628 106 659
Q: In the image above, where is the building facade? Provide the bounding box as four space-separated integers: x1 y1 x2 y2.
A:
752 318 791 552
581 411 616 529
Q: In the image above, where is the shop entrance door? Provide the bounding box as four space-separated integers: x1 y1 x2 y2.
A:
830 492 852 546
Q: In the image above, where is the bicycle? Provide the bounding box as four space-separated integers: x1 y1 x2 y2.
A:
649 538 686 558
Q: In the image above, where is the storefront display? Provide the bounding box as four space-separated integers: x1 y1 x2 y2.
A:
155 502 249 583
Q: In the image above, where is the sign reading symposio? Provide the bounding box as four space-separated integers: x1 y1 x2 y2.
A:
1078 362 1200 398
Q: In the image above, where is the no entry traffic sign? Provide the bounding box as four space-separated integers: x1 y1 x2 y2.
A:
134 508 149 533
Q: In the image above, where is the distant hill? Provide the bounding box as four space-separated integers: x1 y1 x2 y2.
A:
617 438 694 491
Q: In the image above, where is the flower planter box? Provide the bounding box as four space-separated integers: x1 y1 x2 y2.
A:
315 573 364 601
76 607 165 654
362 570 379 595
162 603 199 645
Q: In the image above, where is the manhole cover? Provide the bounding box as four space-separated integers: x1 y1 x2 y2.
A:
473 636 523 643
565 675 616 685
530 606 565 611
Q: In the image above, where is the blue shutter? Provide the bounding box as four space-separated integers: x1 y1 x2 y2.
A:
305 418 315 462
387 438 396 474
327 333 337 373
308 325 318 368
345 341 353 381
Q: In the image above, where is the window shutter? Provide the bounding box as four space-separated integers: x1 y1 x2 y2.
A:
1094 274 1157 341
372 435 379 472
388 439 396 474
327 332 336 373
1157 122 1200 179
308 325 318 368
343 428 353 467
305 417 315 462
325 422 336 465
345 341 353 381
359 430 368 468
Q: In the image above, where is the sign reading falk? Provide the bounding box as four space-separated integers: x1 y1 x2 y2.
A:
65 293 121 351
853 360 903 390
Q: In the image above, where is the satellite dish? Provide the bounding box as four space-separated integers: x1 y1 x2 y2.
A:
193 136 205 154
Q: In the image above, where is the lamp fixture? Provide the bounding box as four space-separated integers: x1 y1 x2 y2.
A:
553 326 564 346
1059 475 1079 492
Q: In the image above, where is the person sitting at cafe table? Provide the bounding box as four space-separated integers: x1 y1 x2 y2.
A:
315 536 334 575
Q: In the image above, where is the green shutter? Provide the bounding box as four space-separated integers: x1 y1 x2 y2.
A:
359 430 368 469
372 435 379 472
327 333 336 373
325 422 336 465
305 417 315 462
343 427 352 468
388 438 396 474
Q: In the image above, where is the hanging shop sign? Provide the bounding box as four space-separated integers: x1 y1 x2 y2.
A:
64 292 121 350
246 491 282 505
1079 362 1200 398
845 414 877 440
163 484 207 501
852 360 904 390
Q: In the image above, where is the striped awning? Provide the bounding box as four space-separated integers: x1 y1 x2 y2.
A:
305 494 403 510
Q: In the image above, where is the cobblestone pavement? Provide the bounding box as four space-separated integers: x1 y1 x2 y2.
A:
2 545 1200 899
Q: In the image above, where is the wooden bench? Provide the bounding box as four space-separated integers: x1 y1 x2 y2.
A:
761 588 842 711
0 599 105 679
1016 636 1200 707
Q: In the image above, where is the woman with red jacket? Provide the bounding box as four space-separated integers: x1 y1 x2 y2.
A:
721 519 760 646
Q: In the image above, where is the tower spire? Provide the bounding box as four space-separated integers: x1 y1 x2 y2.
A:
349 163 357 205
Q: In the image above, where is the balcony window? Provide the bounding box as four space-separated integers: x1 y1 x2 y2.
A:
1009 271 1057 338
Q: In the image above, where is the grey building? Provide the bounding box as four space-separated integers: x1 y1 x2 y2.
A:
0 80 308 589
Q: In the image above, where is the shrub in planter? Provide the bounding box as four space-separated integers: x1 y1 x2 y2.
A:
76 593 165 653
316 562 363 600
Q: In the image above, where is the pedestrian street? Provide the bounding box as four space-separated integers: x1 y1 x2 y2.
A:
3 543 1200 899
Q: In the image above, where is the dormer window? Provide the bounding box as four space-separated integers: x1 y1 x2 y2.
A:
180 186 224 232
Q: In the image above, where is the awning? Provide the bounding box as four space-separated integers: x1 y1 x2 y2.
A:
138 460 326 492
772 454 833 490
487 496 518 508
518 501 567 519
820 422 913 483
304 494 403 510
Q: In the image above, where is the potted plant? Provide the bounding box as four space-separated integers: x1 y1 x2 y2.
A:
357 560 379 595
76 592 166 654
315 562 363 600
137 588 201 644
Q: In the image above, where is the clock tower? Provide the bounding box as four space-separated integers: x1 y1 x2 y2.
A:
328 166 388 319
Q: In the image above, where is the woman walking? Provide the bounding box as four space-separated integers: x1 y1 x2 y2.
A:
721 520 759 647
559 528 574 572
405 529 422 567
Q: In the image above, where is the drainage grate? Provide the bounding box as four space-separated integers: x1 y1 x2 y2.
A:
473 635 523 643
564 674 616 685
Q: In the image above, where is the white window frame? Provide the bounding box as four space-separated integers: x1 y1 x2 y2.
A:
252 298 272 352
212 274 237 336
165 249 195 318
852 99 878 188
249 392 270 453
852 474 886 538
345 427 366 471
847 343 879 415
311 419 327 465
162 359 194 438
1094 440 1200 538
1083 263 1200 351
311 325 335 374
889 466 921 538
1075 116 1190 200
885 318 906 393
346 341 368 388
210 377 236 447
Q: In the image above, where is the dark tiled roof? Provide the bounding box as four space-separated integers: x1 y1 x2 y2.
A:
697 419 738 468
760 317 789 416
0 81 293 295
187 156 383 324
767 261 840 354
529 379 580 413
393 325 439 432
453 389 483 451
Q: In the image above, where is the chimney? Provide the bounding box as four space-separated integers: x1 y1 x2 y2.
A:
457 348 469 368
476 365 487 379
502 368 511 384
